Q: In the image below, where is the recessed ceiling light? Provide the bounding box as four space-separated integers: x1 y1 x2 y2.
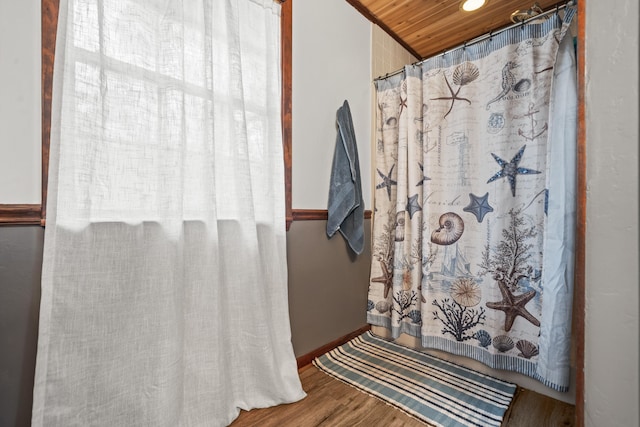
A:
460 0 487 12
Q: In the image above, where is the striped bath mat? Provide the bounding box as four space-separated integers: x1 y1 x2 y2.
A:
312 331 516 427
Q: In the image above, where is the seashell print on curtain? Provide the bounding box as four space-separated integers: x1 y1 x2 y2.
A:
367 7 577 392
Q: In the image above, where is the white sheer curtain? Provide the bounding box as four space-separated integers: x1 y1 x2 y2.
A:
32 1 305 425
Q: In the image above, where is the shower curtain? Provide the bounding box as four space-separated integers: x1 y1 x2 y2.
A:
367 8 577 392
32 1 305 426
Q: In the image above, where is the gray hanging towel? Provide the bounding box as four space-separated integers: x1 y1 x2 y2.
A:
327 100 364 254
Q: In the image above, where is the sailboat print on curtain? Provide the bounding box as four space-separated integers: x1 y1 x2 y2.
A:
367 7 577 392
425 243 471 291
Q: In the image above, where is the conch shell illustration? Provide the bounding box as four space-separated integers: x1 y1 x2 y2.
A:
430 212 464 245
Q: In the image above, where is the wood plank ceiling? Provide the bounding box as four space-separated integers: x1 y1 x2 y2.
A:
346 0 565 60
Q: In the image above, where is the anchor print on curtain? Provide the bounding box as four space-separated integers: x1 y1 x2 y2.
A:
367 7 577 392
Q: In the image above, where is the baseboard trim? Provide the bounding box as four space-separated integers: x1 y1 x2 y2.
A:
296 324 371 369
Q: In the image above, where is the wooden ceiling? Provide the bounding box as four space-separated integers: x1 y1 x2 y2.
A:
346 0 565 60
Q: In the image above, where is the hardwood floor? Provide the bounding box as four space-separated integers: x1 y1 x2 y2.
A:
230 365 575 427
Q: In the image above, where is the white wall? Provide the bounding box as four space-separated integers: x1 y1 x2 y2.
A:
584 0 639 426
0 1 41 203
292 0 371 209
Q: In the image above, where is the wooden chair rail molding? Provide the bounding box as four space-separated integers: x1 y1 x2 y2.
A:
0 204 42 225
292 209 372 221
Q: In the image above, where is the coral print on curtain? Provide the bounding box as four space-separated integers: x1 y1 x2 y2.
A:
368 7 577 392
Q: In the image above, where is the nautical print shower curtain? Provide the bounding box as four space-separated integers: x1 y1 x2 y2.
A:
367 8 577 392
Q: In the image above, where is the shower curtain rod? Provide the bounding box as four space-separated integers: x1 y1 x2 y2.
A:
374 0 575 82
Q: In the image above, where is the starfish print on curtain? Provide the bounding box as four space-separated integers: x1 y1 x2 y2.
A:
486 280 541 332
406 195 422 219
376 165 397 200
463 192 494 222
416 163 431 186
430 62 480 119
487 145 541 197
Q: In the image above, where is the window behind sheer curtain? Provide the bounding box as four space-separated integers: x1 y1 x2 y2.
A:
58 0 282 225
